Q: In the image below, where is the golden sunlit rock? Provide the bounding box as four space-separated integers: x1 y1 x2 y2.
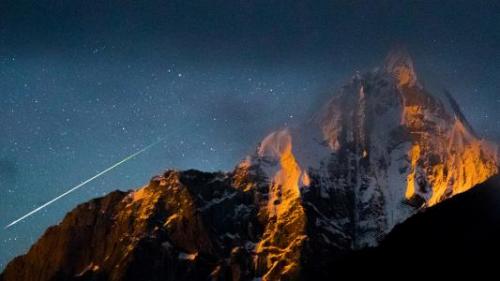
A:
402 98 498 206
255 129 307 280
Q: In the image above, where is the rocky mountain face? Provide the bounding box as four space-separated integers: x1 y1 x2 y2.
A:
1 50 498 281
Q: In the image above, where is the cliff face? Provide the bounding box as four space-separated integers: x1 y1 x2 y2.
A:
1 50 498 281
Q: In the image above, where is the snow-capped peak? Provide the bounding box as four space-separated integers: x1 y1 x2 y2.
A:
240 49 498 253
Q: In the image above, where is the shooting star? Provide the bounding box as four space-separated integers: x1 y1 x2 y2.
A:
4 138 164 229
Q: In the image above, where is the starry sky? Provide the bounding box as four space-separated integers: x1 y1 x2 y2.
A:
1 0 499 269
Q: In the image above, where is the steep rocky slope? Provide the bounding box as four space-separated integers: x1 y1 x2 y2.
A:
2 170 262 281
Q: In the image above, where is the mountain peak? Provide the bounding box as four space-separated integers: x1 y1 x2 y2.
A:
384 46 417 87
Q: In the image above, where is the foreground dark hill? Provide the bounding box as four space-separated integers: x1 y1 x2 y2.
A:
331 174 500 277
381 174 500 257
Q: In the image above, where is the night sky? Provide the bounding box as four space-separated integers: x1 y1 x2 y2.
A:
1 0 499 269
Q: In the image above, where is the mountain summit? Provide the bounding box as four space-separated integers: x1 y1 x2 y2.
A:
235 49 497 276
384 46 418 87
1 51 497 281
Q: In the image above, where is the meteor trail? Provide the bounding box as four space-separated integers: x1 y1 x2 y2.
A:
4 138 164 229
